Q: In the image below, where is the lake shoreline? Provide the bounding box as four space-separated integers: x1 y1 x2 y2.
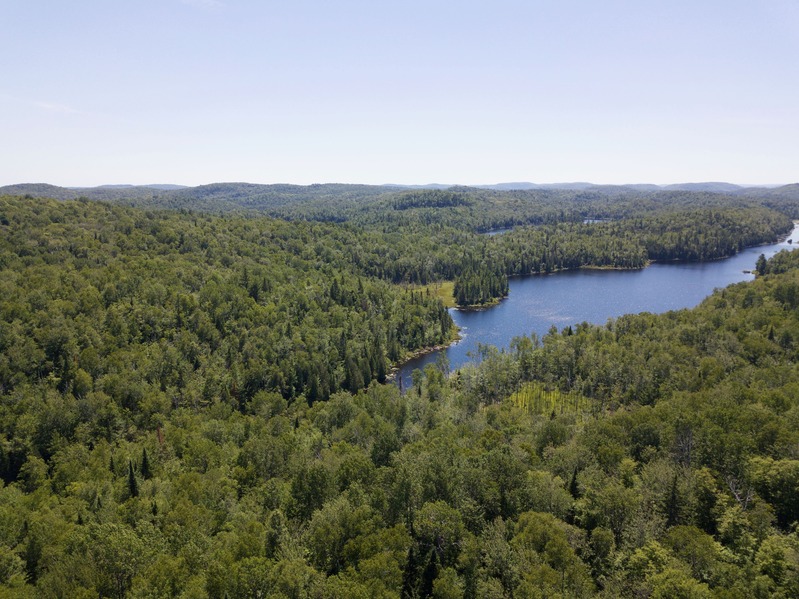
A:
466 225 798 303
386 326 462 382
394 222 799 389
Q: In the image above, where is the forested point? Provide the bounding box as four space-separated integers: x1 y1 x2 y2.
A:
1 192 799 597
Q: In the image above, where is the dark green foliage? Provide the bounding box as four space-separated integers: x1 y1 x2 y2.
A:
2 194 799 597
3 183 792 308
391 189 473 210
401 545 420 599
419 549 439 598
756 253 768 276
127 460 138 498
140 447 151 480
453 265 508 306
0 196 453 409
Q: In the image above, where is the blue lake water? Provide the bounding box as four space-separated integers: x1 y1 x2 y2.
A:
395 224 799 389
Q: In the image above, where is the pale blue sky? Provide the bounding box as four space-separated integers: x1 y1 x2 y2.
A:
2 1 797 186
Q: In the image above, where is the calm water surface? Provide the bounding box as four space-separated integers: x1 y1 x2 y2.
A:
396 224 799 389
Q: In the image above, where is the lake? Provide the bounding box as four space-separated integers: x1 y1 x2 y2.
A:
395 223 799 389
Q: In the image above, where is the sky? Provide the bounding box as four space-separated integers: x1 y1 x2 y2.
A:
2 1 798 187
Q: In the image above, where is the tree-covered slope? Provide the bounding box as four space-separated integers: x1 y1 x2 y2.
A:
1 195 799 597
0 184 165 203
4 181 799 224
0 196 453 411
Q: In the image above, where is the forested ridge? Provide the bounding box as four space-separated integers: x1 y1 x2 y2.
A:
5 181 799 229
3 184 795 308
349 206 791 306
0 196 454 407
1 195 799 597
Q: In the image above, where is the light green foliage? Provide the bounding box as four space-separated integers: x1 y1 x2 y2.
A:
433 567 464 599
414 501 465 568
511 511 594 596
2 194 799 597
649 568 712 599
754 533 799 590
0 196 453 409
306 492 380 575
661 526 729 585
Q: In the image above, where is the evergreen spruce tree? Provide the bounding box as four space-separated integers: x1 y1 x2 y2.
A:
401 545 420 599
141 447 152 480
665 475 681 527
420 549 439 598
128 460 139 498
756 253 768 276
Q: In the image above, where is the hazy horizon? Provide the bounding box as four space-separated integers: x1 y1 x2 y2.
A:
3 1 797 187
4 179 793 190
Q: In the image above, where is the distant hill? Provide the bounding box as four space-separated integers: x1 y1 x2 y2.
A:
381 183 454 190
477 182 598 191
737 183 799 199
0 183 84 199
142 184 189 190
0 182 187 199
155 182 397 214
83 183 188 191
4 181 799 220
622 184 663 192
662 182 744 193
475 182 540 190
0 183 161 202
0 182 393 211
476 182 753 193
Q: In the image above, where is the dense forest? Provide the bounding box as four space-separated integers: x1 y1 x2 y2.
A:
0 196 455 407
339 206 790 306
1 191 799 597
4 181 799 229
3 183 795 308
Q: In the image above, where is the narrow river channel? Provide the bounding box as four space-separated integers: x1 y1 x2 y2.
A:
396 223 799 389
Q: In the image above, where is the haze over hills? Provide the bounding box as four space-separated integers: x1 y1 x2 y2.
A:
0 183 163 203
3 180 792 197
737 182 799 199
3 180 799 241
477 182 787 192
80 183 189 191
380 182 771 192
3 181 799 222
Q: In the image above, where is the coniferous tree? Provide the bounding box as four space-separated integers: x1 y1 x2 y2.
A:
127 460 139 498
420 549 440 598
141 447 151 480
665 475 681 527
401 545 420 599
756 253 768 276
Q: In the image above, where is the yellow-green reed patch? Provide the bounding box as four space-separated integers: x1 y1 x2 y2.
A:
509 381 593 417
